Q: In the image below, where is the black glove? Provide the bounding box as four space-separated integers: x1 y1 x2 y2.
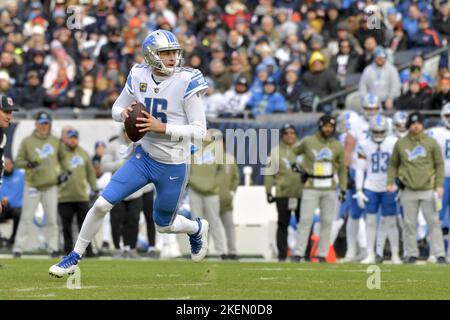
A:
57 171 72 185
291 163 308 183
394 177 405 190
27 161 39 169
267 193 274 203
339 190 347 203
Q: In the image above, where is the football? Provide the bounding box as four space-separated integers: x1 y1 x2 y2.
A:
124 102 147 142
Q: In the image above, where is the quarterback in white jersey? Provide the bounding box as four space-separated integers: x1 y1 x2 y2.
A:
50 30 210 277
355 114 401 264
426 103 450 233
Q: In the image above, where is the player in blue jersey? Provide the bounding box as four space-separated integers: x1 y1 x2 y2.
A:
50 30 209 277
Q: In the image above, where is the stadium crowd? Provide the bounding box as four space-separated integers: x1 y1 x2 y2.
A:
0 0 448 116
1 0 450 264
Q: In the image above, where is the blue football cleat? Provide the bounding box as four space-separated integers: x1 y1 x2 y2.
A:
49 251 81 278
189 218 209 262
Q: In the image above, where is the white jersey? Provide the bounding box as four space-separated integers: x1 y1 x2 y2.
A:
114 64 208 164
357 135 398 192
347 115 370 170
426 126 450 177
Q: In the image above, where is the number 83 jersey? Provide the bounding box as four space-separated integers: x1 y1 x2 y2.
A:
124 64 208 163
357 135 398 192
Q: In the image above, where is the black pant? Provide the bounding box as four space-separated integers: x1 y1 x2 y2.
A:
275 197 314 261
110 197 142 250
58 202 92 255
142 190 155 247
0 205 21 245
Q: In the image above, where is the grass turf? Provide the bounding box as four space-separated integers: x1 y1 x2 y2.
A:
1 258 450 300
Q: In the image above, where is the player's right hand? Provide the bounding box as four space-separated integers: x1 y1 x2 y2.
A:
353 190 368 209
386 184 396 193
27 160 39 169
267 193 274 203
121 106 134 121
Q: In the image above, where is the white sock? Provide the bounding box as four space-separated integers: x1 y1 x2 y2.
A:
358 218 367 250
102 213 111 243
166 215 199 234
376 217 387 257
385 216 400 256
330 218 344 245
365 214 377 255
346 218 359 256
74 197 113 256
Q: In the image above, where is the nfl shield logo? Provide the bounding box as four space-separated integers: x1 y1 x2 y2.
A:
154 87 159 93
139 83 147 92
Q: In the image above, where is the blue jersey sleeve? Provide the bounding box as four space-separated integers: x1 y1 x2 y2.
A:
184 69 208 99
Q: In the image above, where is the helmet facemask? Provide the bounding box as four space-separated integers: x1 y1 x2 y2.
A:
143 46 184 76
441 104 450 129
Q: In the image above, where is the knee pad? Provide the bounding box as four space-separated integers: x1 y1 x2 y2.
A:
95 196 114 214
155 224 173 233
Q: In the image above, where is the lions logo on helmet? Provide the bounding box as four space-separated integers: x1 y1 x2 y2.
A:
142 30 184 76
369 114 388 143
336 110 359 134
362 93 381 121
441 102 450 129
393 111 408 138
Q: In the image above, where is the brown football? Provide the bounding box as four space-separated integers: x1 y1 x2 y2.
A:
124 102 147 142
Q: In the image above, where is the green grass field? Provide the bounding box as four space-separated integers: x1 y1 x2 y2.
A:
1 258 450 300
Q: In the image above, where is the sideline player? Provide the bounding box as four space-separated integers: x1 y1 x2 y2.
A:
50 30 209 277
426 103 450 256
355 115 401 264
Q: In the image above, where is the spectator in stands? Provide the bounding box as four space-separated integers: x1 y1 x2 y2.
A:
410 13 442 49
336 21 364 55
403 4 421 39
400 53 436 93
247 77 288 117
331 39 362 88
355 6 388 48
43 43 76 89
308 33 331 69
221 75 251 118
19 70 46 110
25 50 48 83
203 77 225 118
264 123 303 262
0 51 23 86
279 65 305 112
98 28 123 66
397 78 433 110
323 3 341 41
360 36 378 71
53 27 80 63
260 15 282 48
388 22 409 53
0 157 24 248
275 34 299 67
209 59 233 93
359 46 401 110
72 75 98 109
301 51 339 105
432 73 450 110
44 68 74 109
58 129 98 256
432 1 450 46
224 29 248 63
274 7 298 41
0 71 17 101
226 51 252 84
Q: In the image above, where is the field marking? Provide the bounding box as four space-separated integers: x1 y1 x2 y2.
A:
242 267 393 273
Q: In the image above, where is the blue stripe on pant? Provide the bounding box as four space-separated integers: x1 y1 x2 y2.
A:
102 146 188 227
440 177 450 229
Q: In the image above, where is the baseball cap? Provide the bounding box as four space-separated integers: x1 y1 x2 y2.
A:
67 129 79 138
318 115 336 128
0 95 18 112
235 75 248 86
95 141 106 149
406 111 424 128
281 123 297 135
36 111 51 124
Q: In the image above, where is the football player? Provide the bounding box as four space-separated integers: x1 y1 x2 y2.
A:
50 30 209 277
355 115 402 264
426 103 450 254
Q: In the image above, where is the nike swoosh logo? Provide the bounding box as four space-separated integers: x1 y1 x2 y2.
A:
169 176 179 180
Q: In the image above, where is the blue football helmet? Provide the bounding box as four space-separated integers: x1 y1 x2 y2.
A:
362 93 381 121
369 114 389 143
392 111 408 138
142 29 183 76
441 102 450 129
